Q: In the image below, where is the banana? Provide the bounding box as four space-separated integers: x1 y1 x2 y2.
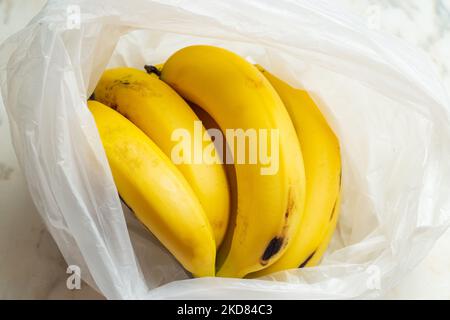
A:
158 45 306 278
87 100 215 277
249 66 341 277
302 194 341 268
93 67 230 248
189 102 240 273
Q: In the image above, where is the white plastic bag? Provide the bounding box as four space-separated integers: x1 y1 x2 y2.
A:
1 0 450 299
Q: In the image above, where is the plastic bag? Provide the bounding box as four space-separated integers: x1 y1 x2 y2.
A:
1 0 449 299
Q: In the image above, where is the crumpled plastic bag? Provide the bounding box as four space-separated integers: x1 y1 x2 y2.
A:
1 0 449 299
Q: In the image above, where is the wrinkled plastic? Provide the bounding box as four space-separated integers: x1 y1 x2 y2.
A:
1 0 450 299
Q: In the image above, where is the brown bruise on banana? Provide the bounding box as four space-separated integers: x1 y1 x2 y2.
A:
98 72 163 110
338 169 342 189
99 78 130 108
260 185 295 266
285 185 296 219
329 198 338 222
255 65 266 74
245 75 263 89
260 237 284 266
298 249 317 268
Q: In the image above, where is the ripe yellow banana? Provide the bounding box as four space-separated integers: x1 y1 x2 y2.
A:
158 45 306 278
249 66 341 277
93 67 230 247
302 194 341 267
87 100 215 277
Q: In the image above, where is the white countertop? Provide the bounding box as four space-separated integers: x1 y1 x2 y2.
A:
1 0 449 299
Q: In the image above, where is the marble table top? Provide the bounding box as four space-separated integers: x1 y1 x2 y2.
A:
1 0 449 299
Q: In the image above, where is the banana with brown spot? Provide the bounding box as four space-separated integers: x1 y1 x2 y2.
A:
159 45 306 278
249 66 341 277
93 67 230 248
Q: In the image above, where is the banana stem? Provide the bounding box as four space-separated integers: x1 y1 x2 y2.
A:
144 65 161 77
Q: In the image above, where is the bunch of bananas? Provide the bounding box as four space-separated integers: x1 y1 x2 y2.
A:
88 45 341 278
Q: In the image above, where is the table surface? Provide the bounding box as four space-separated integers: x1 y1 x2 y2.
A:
1 0 449 299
